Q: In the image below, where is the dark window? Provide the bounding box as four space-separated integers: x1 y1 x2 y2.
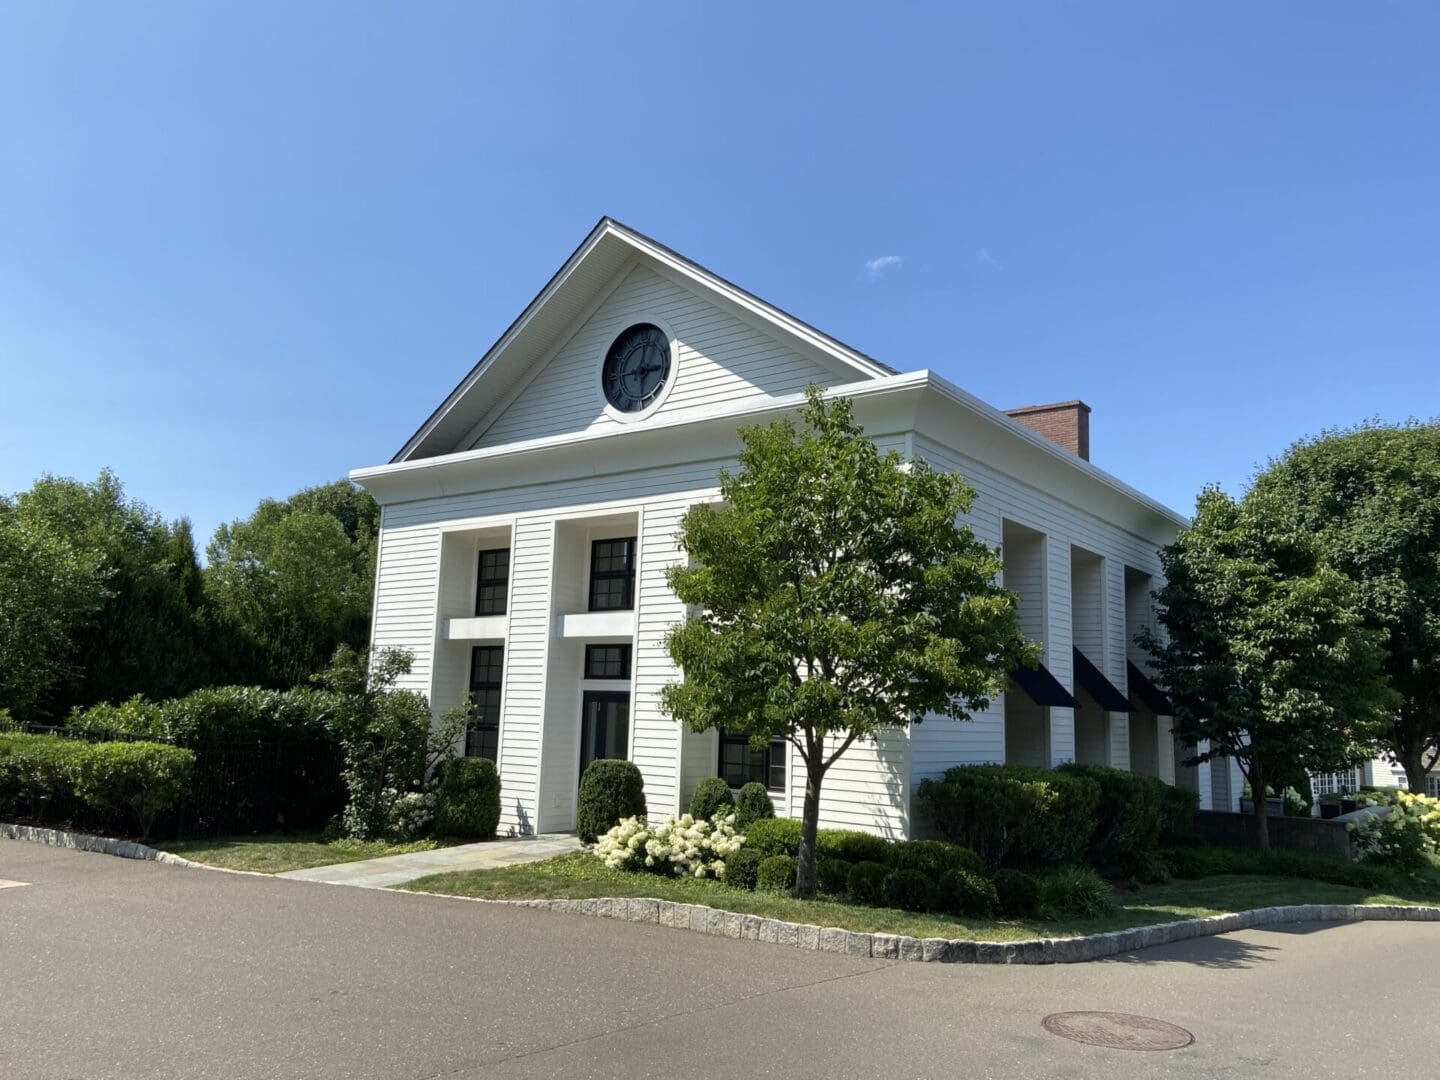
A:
474 548 510 616
466 645 504 761
588 537 636 611
580 691 630 776
584 644 632 680
718 732 786 791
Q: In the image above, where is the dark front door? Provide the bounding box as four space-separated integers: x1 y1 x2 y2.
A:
580 691 630 776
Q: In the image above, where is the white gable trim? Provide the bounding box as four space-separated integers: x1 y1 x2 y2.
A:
394 218 892 462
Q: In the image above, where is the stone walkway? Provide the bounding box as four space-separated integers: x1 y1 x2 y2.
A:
276 833 582 889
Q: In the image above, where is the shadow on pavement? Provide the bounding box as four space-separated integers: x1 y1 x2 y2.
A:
1101 932 1282 969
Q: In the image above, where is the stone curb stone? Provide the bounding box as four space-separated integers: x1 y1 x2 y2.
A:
9 823 1440 965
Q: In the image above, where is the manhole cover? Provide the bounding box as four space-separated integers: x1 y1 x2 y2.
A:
1042 1011 1194 1051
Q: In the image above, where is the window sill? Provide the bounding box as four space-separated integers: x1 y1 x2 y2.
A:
446 616 508 641
555 610 635 640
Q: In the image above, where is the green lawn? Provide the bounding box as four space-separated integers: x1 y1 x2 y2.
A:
157 833 451 874
401 851 1440 942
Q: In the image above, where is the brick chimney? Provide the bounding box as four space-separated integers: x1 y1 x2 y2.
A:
1005 400 1091 460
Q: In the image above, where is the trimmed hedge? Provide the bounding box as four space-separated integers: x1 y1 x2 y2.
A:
846 860 889 905
816 858 852 895
935 868 998 917
1057 764 1163 877
724 844 766 890
818 829 890 865
915 765 1099 869
689 776 735 822
756 854 796 893
742 817 803 858
885 839 984 879
0 733 194 838
881 868 936 912
434 757 501 840
1161 845 1393 889
576 759 647 843
68 685 341 744
991 868 1041 918
734 782 776 830
1159 784 1200 843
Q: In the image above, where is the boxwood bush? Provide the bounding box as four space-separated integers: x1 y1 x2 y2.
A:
885 838 984 879
689 776 735 822
724 844 766 890
881 868 936 912
0 733 194 838
934 867 998 917
815 858 851 895
734 782 775 830
990 868 1041 918
742 817 802 858
756 854 796 893
1057 763 1164 877
846 860 890 905
818 829 890 865
434 757 501 839
915 764 1099 868
576 759 647 843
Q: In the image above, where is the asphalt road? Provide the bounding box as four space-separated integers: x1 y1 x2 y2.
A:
1 840 1432 1080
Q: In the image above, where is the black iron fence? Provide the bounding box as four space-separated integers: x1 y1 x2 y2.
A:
20 724 347 840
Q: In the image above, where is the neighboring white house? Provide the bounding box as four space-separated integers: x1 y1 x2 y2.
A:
352 217 1219 839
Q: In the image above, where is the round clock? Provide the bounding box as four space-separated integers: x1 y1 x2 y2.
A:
602 323 671 413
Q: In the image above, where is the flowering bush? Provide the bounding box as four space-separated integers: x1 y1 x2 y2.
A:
1347 789 1440 869
593 813 744 878
384 787 436 839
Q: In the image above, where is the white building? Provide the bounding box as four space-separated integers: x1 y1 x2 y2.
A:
352 218 1222 838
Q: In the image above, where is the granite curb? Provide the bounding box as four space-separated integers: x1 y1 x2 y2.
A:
11 823 1440 963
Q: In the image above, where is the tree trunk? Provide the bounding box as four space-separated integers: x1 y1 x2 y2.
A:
794 757 825 897
1249 756 1270 850
1399 744 1429 795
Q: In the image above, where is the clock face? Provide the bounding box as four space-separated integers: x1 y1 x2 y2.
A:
602 324 671 413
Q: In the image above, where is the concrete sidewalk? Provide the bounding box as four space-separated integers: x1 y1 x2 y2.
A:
276 832 582 888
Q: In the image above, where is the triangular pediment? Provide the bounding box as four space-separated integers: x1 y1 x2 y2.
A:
395 218 892 461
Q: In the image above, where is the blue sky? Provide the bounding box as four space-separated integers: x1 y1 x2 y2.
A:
3 3 1436 548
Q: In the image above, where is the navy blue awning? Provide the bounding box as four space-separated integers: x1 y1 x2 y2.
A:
1072 648 1133 712
1010 663 1079 709
1127 660 1174 715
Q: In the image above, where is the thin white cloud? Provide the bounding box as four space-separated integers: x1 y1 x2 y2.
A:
977 247 1002 270
864 254 905 281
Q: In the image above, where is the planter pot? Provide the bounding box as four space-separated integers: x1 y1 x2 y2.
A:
1239 796 1287 816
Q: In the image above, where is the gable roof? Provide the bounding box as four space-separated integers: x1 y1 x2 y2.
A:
393 217 896 462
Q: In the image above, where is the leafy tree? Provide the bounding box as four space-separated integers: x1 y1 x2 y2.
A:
661 389 1034 895
205 480 378 688
7 470 212 716
1142 487 1398 848
315 646 463 839
0 501 109 718
1252 422 1440 792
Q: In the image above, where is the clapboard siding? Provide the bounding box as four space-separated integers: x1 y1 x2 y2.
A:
471 264 840 449
908 433 1169 783
632 499 692 818
496 517 554 835
370 523 440 694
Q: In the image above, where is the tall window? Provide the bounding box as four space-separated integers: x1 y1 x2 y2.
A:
474 548 510 616
1311 768 1361 796
588 537 636 611
466 645 503 761
718 732 786 792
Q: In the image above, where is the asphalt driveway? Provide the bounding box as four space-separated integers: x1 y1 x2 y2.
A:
0 839 1432 1079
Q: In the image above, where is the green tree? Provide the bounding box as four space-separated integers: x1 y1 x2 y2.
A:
1143 486 1398 848
1252 422 1440 792
0 502 109 718
8 470 213 716
205 480 378 687
661 389 1034 895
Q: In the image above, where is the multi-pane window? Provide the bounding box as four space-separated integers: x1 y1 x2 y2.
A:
588 537 636 611
1311 768 1361 796
718 732 786 792
474 548 510 616
584 644 632 680
466 645 504 761
1428 775 1440 800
